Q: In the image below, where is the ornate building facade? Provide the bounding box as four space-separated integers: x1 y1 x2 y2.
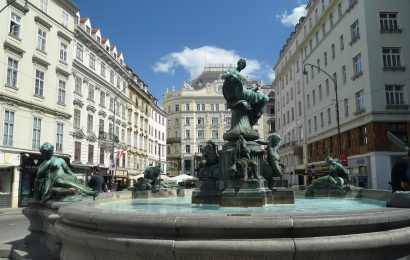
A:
274 0 410 189
163 65 268 176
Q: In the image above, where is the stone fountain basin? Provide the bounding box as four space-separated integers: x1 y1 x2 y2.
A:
54 193 410 260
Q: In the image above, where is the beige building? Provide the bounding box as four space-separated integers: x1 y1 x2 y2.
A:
73 16 166 187
163 65 268 176
0 0 78 207
274 0 410 189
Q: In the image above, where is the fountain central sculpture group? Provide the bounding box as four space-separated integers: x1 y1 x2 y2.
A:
192 59 289 206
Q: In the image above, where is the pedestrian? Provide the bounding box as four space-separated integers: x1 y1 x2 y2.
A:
390 150 410 193
88 166 107 192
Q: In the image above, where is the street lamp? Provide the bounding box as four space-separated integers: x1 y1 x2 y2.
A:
303 63 342 162
0 0 29 14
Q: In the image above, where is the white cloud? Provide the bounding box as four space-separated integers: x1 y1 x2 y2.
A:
152 46 269 81
277 4 307 27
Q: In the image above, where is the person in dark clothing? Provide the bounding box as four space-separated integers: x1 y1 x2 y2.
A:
88 166 107 192
391 150 410 193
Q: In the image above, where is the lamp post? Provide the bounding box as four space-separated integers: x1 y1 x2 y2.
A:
303 63 342 162
0 0 29 13
110 85 128 186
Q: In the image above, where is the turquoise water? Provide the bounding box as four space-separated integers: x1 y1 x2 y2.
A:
99 196 386 215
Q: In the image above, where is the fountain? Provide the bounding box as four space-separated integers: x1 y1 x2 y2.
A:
23 60 410 260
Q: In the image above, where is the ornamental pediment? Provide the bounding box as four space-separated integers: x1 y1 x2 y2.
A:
98 110 107 117
73 98 84 107
108 115 114 121
71 128 85 139
86 105 96 113
86 132 97 142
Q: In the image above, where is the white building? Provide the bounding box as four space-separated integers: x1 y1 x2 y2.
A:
274 0 410 189
163 65 268 176
0 0 78 207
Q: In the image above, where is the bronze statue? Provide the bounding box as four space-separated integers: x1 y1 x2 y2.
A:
34 142 96 202
261 133 284 188
197 140 221 179
228 135 259 180
325 156 349 184
221 59 269 141
143 164 161 189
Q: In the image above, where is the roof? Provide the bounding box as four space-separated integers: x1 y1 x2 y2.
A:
79 18 89 23
91 28 99 34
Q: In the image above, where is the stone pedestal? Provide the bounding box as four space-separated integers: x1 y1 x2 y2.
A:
272 188 295 204
191 180 223 204
220 179 270 207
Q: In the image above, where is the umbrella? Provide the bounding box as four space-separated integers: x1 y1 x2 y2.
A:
170 174 198 183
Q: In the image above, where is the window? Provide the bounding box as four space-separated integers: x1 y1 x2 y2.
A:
324 52 328 66
39 0 48 12
100 62 106 77
307 94 310 109
380 12 399 31
291 108 294 121
61 9 69 27
86 144 93 163
382 48 402 68
211 130 218 139
185 130 190 139
109 97 114 111
308 119 311 134
338 3 342 18
36 27 47 52
3 110 14 146
312 90 316 106
327 108 331 125
74 109 80 129
56 123 63 152
32 117 41 150
74 142 81 161
202 104 205 111
6 58 18 87
185 117 190 125
74 76 81 94
320 112 324 128
100 91 105 106
385 85 405 105
175 104 179 112
34 70 44 97
89 53 96 69
314 116 317 132
76 43 84 61
59 41 68 63
325 79 329 96
185 103 190 111
110 70 114 84
116 76 121 88
319 85 322 101
355 89 365 113
99 119 104 133
317 59 320 73
331 44 336 59
85 26 90 34
9 12 21 38
211 117 218 125
87 114 93 132
298 101 302 116
225 116 231 125
100 147 104 164
197 117 204 125
388 123 408 144
321 23 326 36
340 35 344 51
342 66 346 84
175 118 179 125
88 84 94 101
344 98 349 117
198 129 204 139
353 54 362 76
58 80 66 104
329 12 334 28
350 20 360 43
185 145 191 153
359 126 367 145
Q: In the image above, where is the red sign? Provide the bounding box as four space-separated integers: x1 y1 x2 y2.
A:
339 154 348 166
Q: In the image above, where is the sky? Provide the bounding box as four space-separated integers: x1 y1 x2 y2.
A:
73 0 308 105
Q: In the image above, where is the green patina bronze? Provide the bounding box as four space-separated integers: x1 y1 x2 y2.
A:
261 133 284 188
197 140 220 180
305 156 353 197
34 142 96 202
226 135 259 181
221 59 269 141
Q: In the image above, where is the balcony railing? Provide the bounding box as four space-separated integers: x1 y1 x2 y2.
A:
166 137 181 143
98 131 119 143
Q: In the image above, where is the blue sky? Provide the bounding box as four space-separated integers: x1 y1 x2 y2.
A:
73 0 308 105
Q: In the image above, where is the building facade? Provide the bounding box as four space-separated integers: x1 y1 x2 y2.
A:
163 65 268 176
0 0 166 208
0 0 78 207
274 0 410 189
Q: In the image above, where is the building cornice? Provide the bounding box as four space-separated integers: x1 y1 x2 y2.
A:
0 93 71 119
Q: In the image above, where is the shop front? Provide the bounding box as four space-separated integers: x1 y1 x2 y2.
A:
113 169 129 190
348 157 369 188
0 166 13 208
20 153 45 207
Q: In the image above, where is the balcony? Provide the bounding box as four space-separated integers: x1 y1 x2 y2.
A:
98 131 119 143
167 137 181 144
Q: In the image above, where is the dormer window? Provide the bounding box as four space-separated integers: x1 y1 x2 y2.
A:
85 25 90 34
96 36 100 43
106 46 109 51
113 53 117 59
